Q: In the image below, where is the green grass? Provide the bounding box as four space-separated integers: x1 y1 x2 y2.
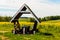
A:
0 32 60 40
0 32 57 40
0 24 14 31
0 20 60 40
19 18 30 22
0 38 2 40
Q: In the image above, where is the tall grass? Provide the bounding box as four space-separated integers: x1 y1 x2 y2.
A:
0 20 60 40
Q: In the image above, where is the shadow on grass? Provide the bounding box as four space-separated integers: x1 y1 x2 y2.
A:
40 32 53 36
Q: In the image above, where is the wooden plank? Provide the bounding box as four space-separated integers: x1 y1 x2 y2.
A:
11 13 22 22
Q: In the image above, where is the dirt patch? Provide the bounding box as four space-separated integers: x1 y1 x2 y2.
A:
0 35 9 40
0 31 10 40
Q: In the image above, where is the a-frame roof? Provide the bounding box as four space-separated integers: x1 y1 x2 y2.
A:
10 4 40 23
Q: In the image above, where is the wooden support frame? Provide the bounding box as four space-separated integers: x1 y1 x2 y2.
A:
10 4 40 23
10 4 41 34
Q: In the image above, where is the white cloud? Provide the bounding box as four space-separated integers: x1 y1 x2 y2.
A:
0 0 60 17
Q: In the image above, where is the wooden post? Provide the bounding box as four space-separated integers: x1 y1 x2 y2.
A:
23 27 25 34
16 20 20 30
14 22 17 31
33 20 38 31
33 31 35 34
12 22 17 34
12 19 21 34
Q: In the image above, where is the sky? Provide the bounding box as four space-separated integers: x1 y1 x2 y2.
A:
0 0 60 18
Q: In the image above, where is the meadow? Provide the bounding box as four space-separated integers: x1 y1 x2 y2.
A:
0 20 60 40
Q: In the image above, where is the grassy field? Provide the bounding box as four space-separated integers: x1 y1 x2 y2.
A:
0 20 60 40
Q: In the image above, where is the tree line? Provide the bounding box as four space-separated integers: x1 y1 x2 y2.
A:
39 16 60 22
0 16 60 22
0 16 12 22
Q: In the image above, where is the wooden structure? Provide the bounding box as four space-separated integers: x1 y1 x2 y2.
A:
10 4 40 34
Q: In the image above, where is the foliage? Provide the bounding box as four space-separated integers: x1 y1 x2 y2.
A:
0 15 60 22
0 16 12 22
40 16 60 21
30 17 35 22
